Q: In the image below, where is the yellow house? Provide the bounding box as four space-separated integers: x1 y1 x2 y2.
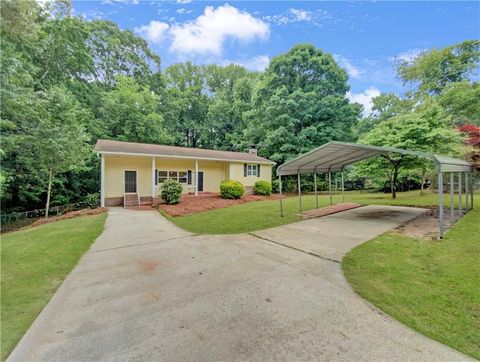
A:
95 139 274 207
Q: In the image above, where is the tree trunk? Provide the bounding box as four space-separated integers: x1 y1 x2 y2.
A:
45 168 53 218
420 168 426 195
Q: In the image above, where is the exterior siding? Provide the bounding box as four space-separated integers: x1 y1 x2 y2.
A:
228 162 272 186
105 155 151 198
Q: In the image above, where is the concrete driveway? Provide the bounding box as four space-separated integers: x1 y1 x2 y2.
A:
9 206 470 361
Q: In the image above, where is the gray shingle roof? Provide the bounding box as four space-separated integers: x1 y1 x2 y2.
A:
95 139 274 164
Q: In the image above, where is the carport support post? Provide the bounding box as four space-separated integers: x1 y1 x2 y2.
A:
341 171 345 203
328 172 332 205
470 172 474 210
151 157 156 199
279 175 284 217
464 172 469 211
450 172 455 223
298 174 302 213
194 160 199 196
314 173 318 208
458 172 463 215
438 172 444 239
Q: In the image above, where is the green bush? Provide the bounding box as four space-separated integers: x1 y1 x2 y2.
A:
254 180 272 195
220 180 245 199
161 179 183 204
271 179 280 193
83 193 100 208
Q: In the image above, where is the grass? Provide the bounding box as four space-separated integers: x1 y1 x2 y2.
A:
169 190 470 234
1 213 107 361
342 200 480 359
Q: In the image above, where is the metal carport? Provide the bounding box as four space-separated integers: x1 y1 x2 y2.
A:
276 141 474 238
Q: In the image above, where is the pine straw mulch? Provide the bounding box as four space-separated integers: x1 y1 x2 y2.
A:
31 207 107 227
157 193 284 217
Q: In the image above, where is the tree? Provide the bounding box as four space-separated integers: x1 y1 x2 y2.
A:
244 44 361 163
17 86 91 216
438 82 480 126
97 76 172 143
396 40 480 95
357 100 462 198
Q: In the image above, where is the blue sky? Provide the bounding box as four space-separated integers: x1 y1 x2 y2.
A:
73 1 479 114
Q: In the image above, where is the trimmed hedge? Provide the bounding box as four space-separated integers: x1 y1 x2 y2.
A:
161 179 183 204
220 180 245 199
254 180 272 196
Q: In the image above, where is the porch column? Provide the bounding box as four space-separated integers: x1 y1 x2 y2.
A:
438 172 444 239
450 172 455 223
195 160 199 196
279 175 284 217
151 157 156 199
297 174 302 213
100 154 105 207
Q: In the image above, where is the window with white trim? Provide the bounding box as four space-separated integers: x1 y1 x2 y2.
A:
158 170 188 184
247 164 257 176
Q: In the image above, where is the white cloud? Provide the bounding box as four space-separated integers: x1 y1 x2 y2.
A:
389 48 425 63
347 87 381 117
169 4 269 55
290 8 312 22
176 0 191 3
176 7 192 15
334 55 363 79
134 21 169 45
225 55 270 71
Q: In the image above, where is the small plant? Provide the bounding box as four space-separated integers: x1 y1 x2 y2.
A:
220 180 245 199
161 179 183 204
83 193 100 208
254 180 272 196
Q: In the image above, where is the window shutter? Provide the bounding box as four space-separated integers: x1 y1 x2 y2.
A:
244 164 247 177
257 164 260 177
188 170 192 185
155 169 158 185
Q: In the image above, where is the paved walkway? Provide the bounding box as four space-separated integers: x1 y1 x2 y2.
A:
9 206 470 361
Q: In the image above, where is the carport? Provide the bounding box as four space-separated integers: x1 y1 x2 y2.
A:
276 141 474 238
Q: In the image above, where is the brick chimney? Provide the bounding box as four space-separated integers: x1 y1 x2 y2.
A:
248 145 258 155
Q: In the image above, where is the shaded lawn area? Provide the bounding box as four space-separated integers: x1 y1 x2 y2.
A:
169 190 470 234
342 200 480 359
1 213 107 361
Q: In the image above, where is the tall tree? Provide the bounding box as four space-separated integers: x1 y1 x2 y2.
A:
244 44 361 163
396 40 480 95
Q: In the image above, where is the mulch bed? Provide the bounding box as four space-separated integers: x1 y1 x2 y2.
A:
31 207 107 227
158 193 284 217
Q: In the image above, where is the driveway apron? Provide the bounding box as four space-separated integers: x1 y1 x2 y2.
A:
8 206 470 361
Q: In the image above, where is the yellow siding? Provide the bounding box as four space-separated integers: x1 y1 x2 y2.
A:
104 155 151 197
104 155 272 198
228 162 272 186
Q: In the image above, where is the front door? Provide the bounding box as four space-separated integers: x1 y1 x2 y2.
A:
197 171 204 192
125 171 137 193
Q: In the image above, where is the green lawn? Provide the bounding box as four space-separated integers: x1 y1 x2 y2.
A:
342 201 480 359
1 213 107 361
169 190 469 234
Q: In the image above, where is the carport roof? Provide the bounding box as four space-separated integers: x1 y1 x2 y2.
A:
277 141 472 176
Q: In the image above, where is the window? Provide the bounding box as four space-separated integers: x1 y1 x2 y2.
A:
179 171 188 183
158 171 168 183
157 170 188 183
247 164 257 176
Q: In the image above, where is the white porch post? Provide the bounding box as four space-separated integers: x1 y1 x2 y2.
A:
100 154 105 207
151 157 156 199
195 160 199 196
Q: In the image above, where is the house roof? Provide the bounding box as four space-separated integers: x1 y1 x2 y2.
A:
95 139 274 164
277 141 473 175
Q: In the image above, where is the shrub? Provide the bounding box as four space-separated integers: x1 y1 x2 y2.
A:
83 193 100 208
220 180 245 199
254 180 272 196
161 179 183 204
271 179 280 193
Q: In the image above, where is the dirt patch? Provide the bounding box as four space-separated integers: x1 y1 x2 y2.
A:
395 207 456 239
302 203 362 219
138 260 159 273
157 193 285 217
31 208 107 227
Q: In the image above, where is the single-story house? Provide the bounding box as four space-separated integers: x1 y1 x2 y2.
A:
95 139 274 207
